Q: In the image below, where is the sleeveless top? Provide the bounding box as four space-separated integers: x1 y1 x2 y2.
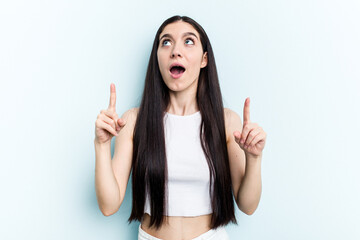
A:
144 111 213 216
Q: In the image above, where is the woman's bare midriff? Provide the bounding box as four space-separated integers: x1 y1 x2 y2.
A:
141 213 213 240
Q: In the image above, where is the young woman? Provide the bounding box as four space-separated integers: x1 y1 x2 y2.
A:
94 15 267 240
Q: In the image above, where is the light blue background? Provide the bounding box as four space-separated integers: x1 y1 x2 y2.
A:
1 0 359 239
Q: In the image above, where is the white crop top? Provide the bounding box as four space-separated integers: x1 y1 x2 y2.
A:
144 111 213 216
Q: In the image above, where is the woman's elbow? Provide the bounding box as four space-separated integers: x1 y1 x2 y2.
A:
101 207 118 217
237 203 257 216
99 201 122 216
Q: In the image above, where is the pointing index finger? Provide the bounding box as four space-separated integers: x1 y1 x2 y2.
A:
243 97 250 124
108 83 116 110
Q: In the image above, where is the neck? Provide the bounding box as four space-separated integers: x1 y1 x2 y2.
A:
166 89 199 116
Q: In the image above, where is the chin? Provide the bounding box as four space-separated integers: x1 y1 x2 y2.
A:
167 84 185 92
163 76 197 93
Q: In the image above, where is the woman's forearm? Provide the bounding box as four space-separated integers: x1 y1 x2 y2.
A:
94 140 121 216
237 154 262 215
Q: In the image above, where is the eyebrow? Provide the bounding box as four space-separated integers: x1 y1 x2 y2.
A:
159 32 199 41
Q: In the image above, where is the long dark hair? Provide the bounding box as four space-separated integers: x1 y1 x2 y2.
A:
128 15 237 230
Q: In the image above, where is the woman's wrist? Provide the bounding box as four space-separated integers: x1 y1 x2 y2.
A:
94 138 111 148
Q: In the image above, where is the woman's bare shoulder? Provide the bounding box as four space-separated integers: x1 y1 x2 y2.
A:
224 107 241 122
120 107 139 139
121 107 139 122
223 107 242 142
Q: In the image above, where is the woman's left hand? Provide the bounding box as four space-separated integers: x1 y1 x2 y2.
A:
233 97 267 159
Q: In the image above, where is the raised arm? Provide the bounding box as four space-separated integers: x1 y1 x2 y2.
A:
94 83 137 216
225 98 267 215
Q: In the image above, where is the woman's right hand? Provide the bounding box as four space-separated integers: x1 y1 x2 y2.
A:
95 83 126 144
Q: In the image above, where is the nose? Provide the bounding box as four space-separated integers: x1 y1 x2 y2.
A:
171 52 181 58
171 44 182 58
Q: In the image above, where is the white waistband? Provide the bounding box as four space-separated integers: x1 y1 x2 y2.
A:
138 224 229 240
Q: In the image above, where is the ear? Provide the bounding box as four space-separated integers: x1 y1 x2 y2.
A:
200 52 208 68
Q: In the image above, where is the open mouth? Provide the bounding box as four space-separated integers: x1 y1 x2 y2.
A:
169 65 186 79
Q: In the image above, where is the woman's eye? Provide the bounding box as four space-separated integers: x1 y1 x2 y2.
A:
162 40 171 46
185 38 194 45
